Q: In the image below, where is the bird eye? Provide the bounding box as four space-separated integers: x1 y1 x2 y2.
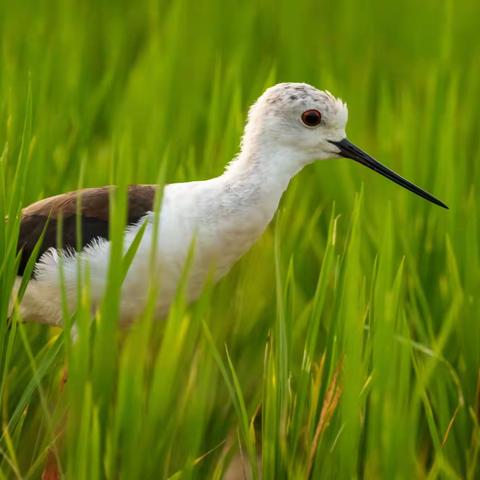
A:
301 109 322 127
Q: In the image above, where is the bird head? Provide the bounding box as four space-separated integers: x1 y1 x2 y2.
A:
242 82 447 208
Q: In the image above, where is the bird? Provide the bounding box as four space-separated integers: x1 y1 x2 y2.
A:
12 82 448 327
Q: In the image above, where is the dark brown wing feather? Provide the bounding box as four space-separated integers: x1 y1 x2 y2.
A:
17 185 157 276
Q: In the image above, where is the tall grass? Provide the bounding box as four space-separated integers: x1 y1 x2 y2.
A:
1 0 479 477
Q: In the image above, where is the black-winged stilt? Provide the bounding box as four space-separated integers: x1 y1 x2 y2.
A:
13 82 447 326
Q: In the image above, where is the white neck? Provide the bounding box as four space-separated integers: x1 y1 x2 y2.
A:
209 138 306 240
223 138 303 203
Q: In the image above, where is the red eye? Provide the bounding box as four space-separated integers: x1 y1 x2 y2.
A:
301 109 322 127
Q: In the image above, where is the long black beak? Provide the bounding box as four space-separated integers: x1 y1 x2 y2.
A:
329 138 448 209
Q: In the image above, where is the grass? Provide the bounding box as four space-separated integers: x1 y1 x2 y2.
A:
1 0 479 477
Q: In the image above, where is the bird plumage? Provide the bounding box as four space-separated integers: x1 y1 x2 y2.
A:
17 185 157 276
11 82 446 326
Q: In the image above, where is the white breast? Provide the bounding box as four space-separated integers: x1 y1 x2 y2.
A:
119 176 277 323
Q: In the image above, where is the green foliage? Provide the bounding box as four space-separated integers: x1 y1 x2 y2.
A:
0 0 479 477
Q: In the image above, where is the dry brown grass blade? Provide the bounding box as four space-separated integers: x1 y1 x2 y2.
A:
306 359 343 478
41 366 68 480
441 403 461 448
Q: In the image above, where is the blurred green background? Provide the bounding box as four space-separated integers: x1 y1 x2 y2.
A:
0 0 479 478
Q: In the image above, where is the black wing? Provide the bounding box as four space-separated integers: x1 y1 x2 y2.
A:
17 185 157 276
